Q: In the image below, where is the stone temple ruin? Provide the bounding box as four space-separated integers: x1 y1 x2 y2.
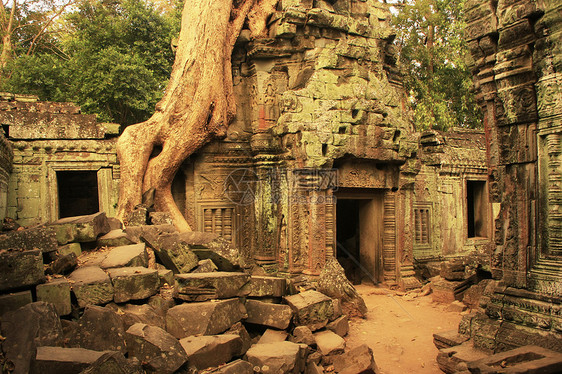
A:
0 0 561 373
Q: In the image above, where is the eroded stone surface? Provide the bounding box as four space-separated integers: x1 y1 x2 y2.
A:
107 267 159 303
174 272 250 301
69 266 114 307
100 243 148 269
179 334 243 370
36 278 71 316
332 344 379 374
245 299 293 330
32 346 109 374
0 249 45 292
51 212 111 244
285 290 334 331
245 341 308 374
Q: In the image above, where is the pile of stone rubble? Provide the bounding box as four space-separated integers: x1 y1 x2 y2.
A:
0 212 377 373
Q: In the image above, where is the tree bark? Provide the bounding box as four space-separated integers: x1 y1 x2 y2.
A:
0 0 17 70
116 0 276 231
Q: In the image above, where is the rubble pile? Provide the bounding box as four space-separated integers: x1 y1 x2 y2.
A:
0 212 377 373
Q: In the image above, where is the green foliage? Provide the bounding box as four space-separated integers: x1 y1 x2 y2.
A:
392 0 481 131
2 0 181 126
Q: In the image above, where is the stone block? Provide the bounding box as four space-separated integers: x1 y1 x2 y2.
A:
70 305 126 353
179 231 242 271
258 329 289 344
0 224 57 252
142 231 199 274
327 315 349 337
467 345 562 374
175 272 250 301
1 302 63 374
245 341 308 374
124 224 176 243
290 326 315 346
199 359 253 374
79 351 143 374
314 330 345 356
332 344 379 374
437 341 488 374
100 243 148 269
0 290 33 316
285 290 334 331
158 269 174 287
242 276 287 297
225 322 252 355
179 334 243 370
125 323 188 373
149 211 173 225
0 249 45 291
97 229 134 247
166 298 247 339
108 303 165 330
36 278 71 316
446 300 468 313
51 212 111 244
107 217 123 231
245 299 293 330
441 260 466 281
31 347 109 374
45 252 78 275
58 242 82 257
107 267 159 303
126 206 148 226
192 258 218 273
69 266 114 307
433 330 470 350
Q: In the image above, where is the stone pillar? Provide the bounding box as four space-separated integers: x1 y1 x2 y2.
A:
0 132 13 225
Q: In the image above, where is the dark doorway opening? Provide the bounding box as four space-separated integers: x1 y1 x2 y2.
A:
57 171 99 218
467 180 487 238
336 195 384 285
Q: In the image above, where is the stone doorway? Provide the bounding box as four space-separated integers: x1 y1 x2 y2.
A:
336 191 385 285
56 170 100 218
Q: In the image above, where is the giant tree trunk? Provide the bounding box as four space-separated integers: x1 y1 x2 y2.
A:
116 0 276 231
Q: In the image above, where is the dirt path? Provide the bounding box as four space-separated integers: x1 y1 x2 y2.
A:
345 284 464 374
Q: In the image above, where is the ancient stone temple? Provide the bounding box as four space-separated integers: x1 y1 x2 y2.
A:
462 0 562 352
0 93 120 227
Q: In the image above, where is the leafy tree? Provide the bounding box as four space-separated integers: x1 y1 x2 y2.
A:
2 0 181 126
392 0 481 130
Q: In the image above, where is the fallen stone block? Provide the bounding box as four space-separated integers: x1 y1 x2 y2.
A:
158 269 174 287
149 211 173 225
245 341 308 374
51 212 111 244
437 341 488 374
179 231 242 271
192 258 219 273
245 299 293 330
200 359 253 374
0 225 57 252
432 276 473 304
166 298 247 338
31 346 109 374
314 330 345 356
433 330 470 350
179 334 243 370
306 362 324 374
290 326 315 346
107 217 123 231
107 303 165 329
285 290 334 331
97 229 134 247
148 292 176 314
124 224 176 243
332 344 379 374
107 267 159 303
441 260 466 281
0 290 33 316
226 322 252 355
70 306 126 353
331 298 343 321
467 345 562 374
242 276 287 297
142 231 199 274
100 243 148 269
446 300 468 313
258 329 289 344
58 242 82 257
1 302 63 374
46 252 78 275
327 315 349 337
69 266 114 307
79 351 143 374
175 272 250 301
125 323 188 373
0 249 45 292
36 278 71 316
126 206 148 226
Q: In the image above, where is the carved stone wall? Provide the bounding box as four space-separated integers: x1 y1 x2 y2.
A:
464 0 562 352
0 128 13 224
1 93 119 226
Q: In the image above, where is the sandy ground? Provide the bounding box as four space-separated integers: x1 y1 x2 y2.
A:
345 284 464 374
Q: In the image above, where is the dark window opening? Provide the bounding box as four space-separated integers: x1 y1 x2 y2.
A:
414 207 431 245
467 180 488 238
336 199 361 284
57 171 99 218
